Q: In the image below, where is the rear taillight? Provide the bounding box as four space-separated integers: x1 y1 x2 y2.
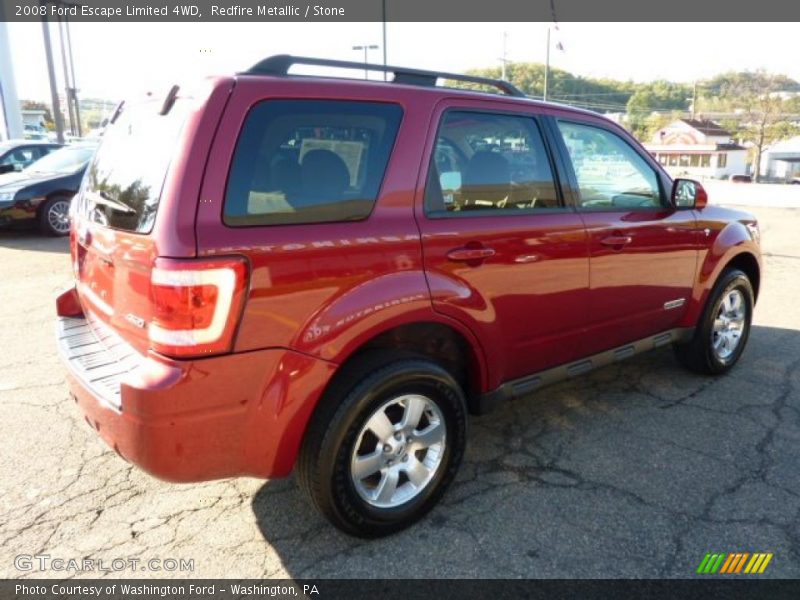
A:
148 257 248 357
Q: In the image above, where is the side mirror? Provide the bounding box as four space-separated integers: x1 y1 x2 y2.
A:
0 164 14 175
672 178 707 209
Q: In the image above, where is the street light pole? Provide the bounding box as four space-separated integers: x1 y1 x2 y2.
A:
352 44 379 80
498 31 509 81
382 0 387 81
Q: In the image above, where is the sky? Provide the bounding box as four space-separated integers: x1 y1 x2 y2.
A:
5 21 800 103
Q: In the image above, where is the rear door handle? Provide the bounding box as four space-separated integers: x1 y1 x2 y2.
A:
446 247 496 262
600 235 632 247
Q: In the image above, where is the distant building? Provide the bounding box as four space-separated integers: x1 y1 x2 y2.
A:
644 118 748 179
21 109 47 131
759 136 800 182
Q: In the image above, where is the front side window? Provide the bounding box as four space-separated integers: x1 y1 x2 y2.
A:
558 121 662 210
224 100 402 227
424 110 559 215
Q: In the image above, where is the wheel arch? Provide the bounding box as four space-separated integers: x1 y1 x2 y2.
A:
35 190 76 219
725 251 760 302
681 228 762 329
323 317 489 416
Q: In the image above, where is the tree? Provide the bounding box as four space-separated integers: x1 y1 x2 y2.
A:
625 82 691 139
713 73 798 181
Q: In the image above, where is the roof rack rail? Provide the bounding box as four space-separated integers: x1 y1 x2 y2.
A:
244 54 526 98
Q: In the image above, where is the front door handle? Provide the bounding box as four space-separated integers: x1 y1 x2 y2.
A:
446 246 496 262
600 235 633 247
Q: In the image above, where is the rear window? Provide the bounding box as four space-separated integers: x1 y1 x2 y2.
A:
78 100 188 233
223 100 402 227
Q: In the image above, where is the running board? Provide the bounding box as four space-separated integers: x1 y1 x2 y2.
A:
475 327 695 414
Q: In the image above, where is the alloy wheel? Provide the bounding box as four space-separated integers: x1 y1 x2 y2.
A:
350 394 446 509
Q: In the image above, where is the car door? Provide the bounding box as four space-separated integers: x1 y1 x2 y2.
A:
416 101 590 385
551 118 698 354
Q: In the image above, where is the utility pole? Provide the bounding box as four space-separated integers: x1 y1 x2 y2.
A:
691 81 697 120
41 18 65 144
64 16 81 136
543 27 551 102
57 17 75 136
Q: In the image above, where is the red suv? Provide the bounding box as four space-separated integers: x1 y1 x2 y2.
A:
56 56 761 537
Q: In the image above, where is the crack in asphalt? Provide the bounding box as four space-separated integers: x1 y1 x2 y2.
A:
1 229 800 579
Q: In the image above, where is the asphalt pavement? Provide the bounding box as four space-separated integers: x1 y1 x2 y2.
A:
0 206 798 579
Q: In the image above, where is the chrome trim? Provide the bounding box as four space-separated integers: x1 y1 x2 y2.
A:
663 298 686 311
56 312 147 412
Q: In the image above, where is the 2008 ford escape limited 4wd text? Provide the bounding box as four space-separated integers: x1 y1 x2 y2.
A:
56 55 762 537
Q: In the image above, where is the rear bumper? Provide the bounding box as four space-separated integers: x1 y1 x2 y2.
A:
57 292 338 482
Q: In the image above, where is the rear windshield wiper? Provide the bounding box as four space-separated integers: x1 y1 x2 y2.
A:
84 190 136 214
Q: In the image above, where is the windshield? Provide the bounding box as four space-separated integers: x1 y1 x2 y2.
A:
26 146 95 174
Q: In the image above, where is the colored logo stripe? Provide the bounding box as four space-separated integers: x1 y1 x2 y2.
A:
744 553 773 574
696 553 726 574
719 553 749 573
697 552 773 574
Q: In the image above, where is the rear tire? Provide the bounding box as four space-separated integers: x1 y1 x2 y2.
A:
39 196 72 237
297 352 467 538
674 268 753 375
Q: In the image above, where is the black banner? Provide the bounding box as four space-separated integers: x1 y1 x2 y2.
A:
3 579 800 600
1 0 800 22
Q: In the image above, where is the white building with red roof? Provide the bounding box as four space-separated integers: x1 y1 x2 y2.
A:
644 119 748 179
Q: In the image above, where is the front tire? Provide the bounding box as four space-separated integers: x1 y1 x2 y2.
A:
297 355 467 537
39 196 72 237
674 268 754 375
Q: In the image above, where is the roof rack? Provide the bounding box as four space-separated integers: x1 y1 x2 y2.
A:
244 54 526 98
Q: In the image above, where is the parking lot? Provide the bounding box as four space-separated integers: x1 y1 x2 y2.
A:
0 204 798 579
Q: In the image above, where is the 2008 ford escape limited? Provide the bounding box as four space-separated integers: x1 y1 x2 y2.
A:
56 55 762 537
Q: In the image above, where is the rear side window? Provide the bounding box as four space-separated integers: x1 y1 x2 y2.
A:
80 101 189 233
224 100 402 227
424 110 560 215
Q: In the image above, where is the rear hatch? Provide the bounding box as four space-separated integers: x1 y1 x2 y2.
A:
70 80 247 361
71 94 192 355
